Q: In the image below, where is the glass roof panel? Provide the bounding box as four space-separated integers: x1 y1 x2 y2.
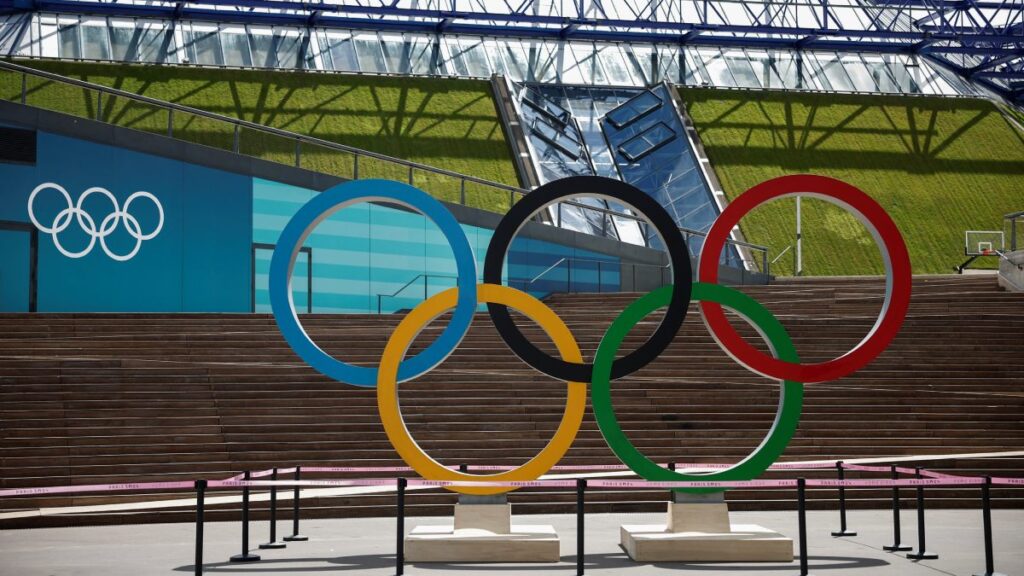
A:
618 122 676 163
605 90 662 129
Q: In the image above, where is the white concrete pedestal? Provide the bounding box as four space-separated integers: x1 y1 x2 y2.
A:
405 501 560 563
621 501 793 562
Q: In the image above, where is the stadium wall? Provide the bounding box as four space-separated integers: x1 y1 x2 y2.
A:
0 101 657 312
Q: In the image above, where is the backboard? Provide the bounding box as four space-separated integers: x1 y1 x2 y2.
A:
964 230 1004 256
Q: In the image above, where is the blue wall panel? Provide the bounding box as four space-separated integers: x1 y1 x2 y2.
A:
0 131 622 313
252 178 619 314
0 131 251 312
181 163 252 312
0 228 31 311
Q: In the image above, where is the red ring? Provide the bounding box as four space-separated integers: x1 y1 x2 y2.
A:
697 174 911 384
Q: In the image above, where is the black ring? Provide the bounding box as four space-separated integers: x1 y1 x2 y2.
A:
483 175 693 382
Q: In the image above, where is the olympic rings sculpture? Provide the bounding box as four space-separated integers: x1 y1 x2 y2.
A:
28 182 164 262
270 175 911 494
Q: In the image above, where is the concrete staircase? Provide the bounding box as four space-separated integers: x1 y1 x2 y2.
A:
1 275 1022 526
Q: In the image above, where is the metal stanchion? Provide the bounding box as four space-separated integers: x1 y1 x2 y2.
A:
973 476 1006 576
284 466 308 542
230 471 261 562
797 477 813 576
260 468 286 549
883 465 911 552
397 477 407 576
576 478 586 576
831 461 856 536
906 467 938 560
194 479 206 576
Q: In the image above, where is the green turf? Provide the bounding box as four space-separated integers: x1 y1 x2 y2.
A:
680 88 1024 276
2 60 521 211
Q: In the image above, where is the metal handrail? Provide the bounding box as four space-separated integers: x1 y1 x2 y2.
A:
2 57 773 267
993 250 1018 264
524 256 674 293
376 273 457 314
770 244 793 265
529 258 567 285
0 58 527 194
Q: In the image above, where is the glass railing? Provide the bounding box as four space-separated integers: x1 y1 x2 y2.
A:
1006 210 1023 252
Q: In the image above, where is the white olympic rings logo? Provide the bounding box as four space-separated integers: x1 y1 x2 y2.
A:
27 182 164 262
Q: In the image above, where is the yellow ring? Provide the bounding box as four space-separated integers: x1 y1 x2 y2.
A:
377 283 586 495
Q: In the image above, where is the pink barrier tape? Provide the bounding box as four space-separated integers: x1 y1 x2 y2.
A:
276 461 832 476
299 466 416 474
479 464 633 471
844 463 974 480
918 469 976 480
843 463 900 473
209 479 400 489
588 479 797 489
0 481 196 498
204 476 993 491
224 455 1019 482
766 462 839 469
809 478 984 488
245 467 298 479
5 475 1020 498
844 463 923 477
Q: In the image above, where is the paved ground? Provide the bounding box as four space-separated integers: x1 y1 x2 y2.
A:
1 509 1021 575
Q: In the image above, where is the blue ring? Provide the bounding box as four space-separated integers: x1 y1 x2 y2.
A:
269 179 478 387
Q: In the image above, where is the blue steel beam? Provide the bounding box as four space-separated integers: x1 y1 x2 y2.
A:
870 0 1013 6
20 0 1024 46
8 4 929 52
3 0 1022 103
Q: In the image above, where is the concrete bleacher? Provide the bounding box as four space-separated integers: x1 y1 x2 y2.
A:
1 275 1021 527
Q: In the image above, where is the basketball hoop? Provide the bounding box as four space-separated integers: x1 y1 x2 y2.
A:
958 230 1005 274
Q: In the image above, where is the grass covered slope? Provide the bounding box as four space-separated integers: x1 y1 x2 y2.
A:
681 88 1024 276
4 60 520 210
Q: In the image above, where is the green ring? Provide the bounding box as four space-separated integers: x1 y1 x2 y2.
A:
592 282 803 493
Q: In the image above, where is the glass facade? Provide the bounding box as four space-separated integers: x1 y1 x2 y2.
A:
600 84 738 265
510 82 741 266
513 83 650 246
0 13 980 97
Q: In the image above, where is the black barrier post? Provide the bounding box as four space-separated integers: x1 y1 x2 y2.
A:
459 463 468 473
194 479 206 576
907 467 938 560
576 478 586 576
668 461 676 471
284 466 308 542
883 465 911 552
831 461 856 537
797 477 812 576
973 476 1006 576
230 471 261 562
260 468 286 549
397 477 407 576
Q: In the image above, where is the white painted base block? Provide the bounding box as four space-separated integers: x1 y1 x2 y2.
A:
405 524 561 562
668 501 730 533
621 523 794 562
454 503 511 533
